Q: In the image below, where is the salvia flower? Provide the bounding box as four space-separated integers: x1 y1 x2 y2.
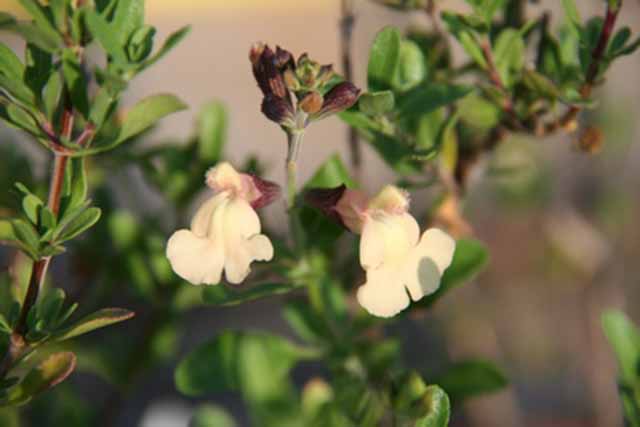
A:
166 163 279 286
306 185 456 318
250 43 360 128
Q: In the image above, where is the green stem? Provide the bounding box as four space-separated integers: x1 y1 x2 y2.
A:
285 130 304 209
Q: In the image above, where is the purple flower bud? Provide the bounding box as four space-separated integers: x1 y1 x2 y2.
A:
274 46 295 71
250 175 281 209
315 82 361 119
250 44 289 100
261 94 294 126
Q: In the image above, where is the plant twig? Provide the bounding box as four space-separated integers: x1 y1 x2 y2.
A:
340 0 361 177
545 2 621 133
479 38 526 131
0 107 75 378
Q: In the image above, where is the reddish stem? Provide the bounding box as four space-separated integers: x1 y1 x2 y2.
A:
0 108 75 377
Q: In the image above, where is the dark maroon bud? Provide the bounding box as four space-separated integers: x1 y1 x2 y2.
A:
274 46 295 70
250 175 281 209
315 82 361 118
304 185 348 225
251 44 289 100
261 94 294 126
251 45 273 96
249 43 265 66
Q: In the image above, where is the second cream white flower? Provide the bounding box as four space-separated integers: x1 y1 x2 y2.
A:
327 185 456 317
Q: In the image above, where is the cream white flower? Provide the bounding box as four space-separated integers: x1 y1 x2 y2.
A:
308 185 456 317
166 163 278 285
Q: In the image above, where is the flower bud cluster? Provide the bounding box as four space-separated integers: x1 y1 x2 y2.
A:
250 43 361 129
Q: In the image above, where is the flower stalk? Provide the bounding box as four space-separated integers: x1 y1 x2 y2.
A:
286 129 304 209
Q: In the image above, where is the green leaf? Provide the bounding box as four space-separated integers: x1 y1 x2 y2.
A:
4 352 76 406
61 49 89 118
197 100 227 163
67 158 87 211
522 69 560 100
393 40 426 92
116 94 187 146
433 360 507 402
42 69 62 120
414 385 450 427
21 193 43 225
394 371 429 412
24 44 52 97
0 219 17 242
609 27 631 57
493 29 525 87
616 36 640 57
282 299 330 343
175 331 317 398
84 10 127 63
5 104 40 135
358 91 395 116
0 15 59 53
561 0 582 32
339 110 380 132
415 110 444 151
436 113 459 173
126 25 155 62
367 26 402 91
112 0 144 44
441 12 488 68
602 310 640 384
0 74 35 107
201 283 303 307
0 42 24 81
55 207 101 242
305 153 355 189
58 157 88 217
16 0 63 48
368 132 422 175
89 87 117 131
138 25 191 71
38 288 66 327
48 0 67 32
53 308 134 342
476 0 505 24
397 84 473 119
190 404 237 427
419 239 489 308
10 219 40 258
38 206 56 232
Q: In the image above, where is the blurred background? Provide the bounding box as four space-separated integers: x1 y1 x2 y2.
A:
1 0 640 426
